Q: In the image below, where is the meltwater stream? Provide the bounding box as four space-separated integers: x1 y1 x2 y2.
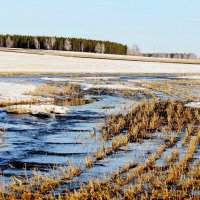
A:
0 74 172 186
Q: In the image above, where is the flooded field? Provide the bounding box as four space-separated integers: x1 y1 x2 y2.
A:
0 74 199 199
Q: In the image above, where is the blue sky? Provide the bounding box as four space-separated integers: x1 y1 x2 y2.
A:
0 0 199 55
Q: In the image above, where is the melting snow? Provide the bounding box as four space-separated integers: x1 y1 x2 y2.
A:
185 102 200 108
80 83 144 91
7 105 69 115
177 76 200 80
0 82 52 105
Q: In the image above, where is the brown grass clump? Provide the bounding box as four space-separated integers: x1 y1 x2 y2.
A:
0 99 52 107
111 136 129 152
88 87 157 100
68 163 83 180
169 135 177 147
165 149 179 164
29 83 83 98
136 79 200 100
182 122 195 146
102 100 200 142
94 151 105 160
28 83 94 106
85 156 94 168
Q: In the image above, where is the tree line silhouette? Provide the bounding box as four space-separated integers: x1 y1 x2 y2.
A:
128 44 197 59
0 34 127 55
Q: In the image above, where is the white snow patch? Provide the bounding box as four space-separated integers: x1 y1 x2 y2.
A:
41 76 118 82
177 76 200 80
0 82 52 105
80 83 144 91
41 77 83 82
128 79 148 83
185 102 200 108
7 105 69 114
84 76 118 80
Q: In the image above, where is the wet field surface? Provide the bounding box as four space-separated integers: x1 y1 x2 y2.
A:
0 74 198 188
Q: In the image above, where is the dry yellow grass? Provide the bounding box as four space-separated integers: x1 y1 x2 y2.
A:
28 83 95 106
94 151 105 161
137 79 200 100
85 157 94 168
102 100 200 142
29 83 83 98
88 87 157 101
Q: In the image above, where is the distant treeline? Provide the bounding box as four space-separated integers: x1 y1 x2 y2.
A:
0 34 127 55
128 45 197 59
142 53 197 59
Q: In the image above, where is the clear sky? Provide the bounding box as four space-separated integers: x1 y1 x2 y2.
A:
0 0 199 55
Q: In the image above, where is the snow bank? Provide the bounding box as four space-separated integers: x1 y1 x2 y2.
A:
41 76 118 82
41 77 143 91
0 82 53 106
80 83 144 91
7 105 69 115
185 102 200 108
176 76 200 80
41 77 83 82
84 76 118 80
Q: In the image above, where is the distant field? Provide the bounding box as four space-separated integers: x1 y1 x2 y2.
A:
1 47 200 65
0 48 200 74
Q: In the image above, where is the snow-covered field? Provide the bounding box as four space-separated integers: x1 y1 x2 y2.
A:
0 51 200 74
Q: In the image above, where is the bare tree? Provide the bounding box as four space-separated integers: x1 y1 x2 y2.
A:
64 39 71 51
183 53 188 59
95 43 102 53
101 43 105 54
44 38 51 50
34 37 40 49
132 44 141 55
128 44 141 56
50 37 56 50
189 53 197 59
81 43 84 52
6 36 14 48
27 40 30 49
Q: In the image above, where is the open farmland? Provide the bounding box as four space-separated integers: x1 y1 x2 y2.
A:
0 49 200 74
0 50 199 199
